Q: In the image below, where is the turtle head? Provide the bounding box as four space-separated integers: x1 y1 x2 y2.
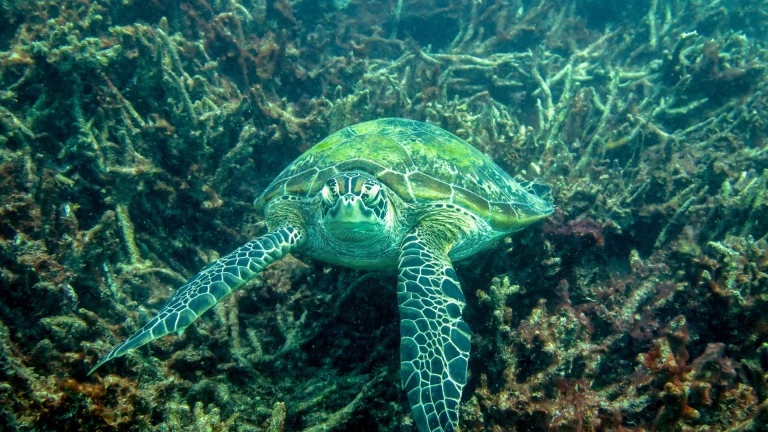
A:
320 172 390 241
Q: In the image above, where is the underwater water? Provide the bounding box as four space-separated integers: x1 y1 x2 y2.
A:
1 0 767 430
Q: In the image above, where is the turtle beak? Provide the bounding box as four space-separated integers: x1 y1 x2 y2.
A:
326 194 378 233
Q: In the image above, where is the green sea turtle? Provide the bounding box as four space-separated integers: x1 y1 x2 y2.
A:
89 118 553 432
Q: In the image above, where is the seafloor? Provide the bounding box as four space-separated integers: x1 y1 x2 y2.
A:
1 0 767 430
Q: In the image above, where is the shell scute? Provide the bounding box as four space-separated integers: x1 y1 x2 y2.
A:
378 170 414 203
451 186 491 219
285 169 318 196
254 118 553 231
407 172 452 202
489 203 520 231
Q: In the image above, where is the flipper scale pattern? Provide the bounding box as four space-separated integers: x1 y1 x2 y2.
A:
398 230 471 432
89 226 302 375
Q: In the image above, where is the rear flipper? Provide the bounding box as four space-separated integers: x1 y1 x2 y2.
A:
89 226 302 375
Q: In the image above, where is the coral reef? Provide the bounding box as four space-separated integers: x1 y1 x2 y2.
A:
1 0 767 430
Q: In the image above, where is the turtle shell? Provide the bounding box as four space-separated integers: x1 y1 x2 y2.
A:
254 118 553 232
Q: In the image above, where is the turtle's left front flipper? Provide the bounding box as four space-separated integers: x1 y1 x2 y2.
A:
398 227 471 432
89 226 303 375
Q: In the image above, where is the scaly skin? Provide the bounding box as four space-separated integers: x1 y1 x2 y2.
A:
398 226 471 432
88 226 303 375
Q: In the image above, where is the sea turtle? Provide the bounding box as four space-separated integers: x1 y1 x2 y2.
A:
89 118 553 432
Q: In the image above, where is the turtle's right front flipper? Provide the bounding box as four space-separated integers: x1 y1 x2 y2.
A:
89 226 303 375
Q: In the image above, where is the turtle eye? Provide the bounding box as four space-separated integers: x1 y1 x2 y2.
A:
361 181 381 205
322 179 339 205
